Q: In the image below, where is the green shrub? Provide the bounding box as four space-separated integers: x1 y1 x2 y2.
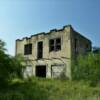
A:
72 53 100 85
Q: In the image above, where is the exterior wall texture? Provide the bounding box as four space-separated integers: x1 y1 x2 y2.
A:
16 25 91 79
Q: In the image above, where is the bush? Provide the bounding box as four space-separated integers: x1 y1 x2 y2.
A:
72 53 100 85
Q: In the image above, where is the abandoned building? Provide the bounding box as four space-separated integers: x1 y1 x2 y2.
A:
16 25 92 79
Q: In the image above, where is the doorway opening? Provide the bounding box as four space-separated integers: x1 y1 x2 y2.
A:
36 65 46 77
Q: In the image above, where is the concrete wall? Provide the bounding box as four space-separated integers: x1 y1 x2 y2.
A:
70 27 92 58
16 25 72 79
16 25 92 79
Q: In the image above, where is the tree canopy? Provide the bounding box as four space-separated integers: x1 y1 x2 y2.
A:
0 39 24 87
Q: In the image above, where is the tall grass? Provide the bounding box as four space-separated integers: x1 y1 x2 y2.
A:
0 77 100 100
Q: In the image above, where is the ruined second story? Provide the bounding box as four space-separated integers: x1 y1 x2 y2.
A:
16 25 92 60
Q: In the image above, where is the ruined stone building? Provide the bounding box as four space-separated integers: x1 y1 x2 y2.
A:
16 25 92 79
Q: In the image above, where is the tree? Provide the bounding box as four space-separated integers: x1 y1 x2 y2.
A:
0 39 6 52
9 54 24 79
0 39 24 87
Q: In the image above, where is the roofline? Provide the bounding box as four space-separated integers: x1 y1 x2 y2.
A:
16 25 91 44
16 25 72 41
71 27 92 43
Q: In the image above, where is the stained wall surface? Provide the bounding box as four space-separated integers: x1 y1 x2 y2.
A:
16 25 91 79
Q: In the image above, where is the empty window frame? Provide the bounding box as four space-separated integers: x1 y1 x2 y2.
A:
24 43 32 55
49 38 61 52
74 38 78 53
37 41 43 59
56 38 61 51
86 44 91 52
49 39 54 51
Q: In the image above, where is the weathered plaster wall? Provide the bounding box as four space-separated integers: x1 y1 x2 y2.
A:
16 25 91 79
16 25 72 79
70 28 92 58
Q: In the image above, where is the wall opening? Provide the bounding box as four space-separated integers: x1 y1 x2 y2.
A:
37 41 43 59
24 43 32 55
49 38 61 52
36 65 46 77
74 38 78 54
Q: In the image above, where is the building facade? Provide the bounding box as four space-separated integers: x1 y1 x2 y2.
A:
16 25 91 79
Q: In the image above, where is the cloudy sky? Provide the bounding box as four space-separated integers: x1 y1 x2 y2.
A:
0 0 100 55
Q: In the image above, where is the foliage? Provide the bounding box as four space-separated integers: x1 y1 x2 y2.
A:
0 39 6 52
9 54 24 79
0 39 24 87
72 53 100 85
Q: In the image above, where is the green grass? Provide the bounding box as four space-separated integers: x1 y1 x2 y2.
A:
0 77 100 100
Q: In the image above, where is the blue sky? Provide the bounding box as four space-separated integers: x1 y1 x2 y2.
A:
0 0 100 55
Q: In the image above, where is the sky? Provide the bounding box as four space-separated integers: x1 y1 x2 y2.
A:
0 0 100 55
